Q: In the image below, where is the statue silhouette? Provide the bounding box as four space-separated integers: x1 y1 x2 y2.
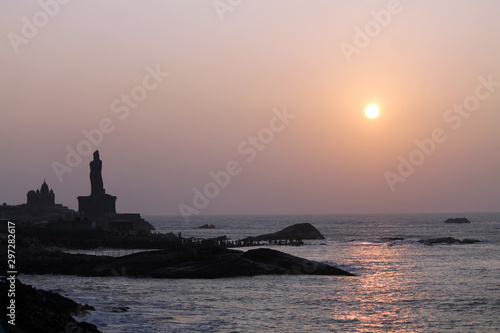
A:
78 150 116 216
90 150 105 195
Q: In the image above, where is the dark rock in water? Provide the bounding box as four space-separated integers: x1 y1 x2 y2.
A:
112 306 130 312
0 278 100 333
147 248 268 279
9 246 354 279
207 235 228 242
418 237 480 245
10 248 114 276
444 217 471 224
459 238 481 244
247 223 325 241
382 237 404 241
145 248 354 278
242 248 354 276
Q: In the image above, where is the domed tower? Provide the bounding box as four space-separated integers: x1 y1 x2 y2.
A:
40 180 49 196
27 190 37 205
49 189 55 205
39 180 55 205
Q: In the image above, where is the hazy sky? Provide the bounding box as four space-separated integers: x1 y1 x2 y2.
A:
1 0 499 216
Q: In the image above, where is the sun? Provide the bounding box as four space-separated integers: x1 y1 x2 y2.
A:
364 104 380 119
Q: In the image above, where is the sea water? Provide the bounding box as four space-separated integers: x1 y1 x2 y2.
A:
20 213 500 332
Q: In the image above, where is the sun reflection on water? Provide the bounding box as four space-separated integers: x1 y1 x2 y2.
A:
325 242 421 331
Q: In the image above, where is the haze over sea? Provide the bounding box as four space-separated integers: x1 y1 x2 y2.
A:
21 212 500 332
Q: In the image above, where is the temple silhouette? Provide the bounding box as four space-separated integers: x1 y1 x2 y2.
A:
0 180 74 222
27 180 55 206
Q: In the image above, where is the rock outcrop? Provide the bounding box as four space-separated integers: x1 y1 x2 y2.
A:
444 217 471 224
144 248 354 278
8 246 354 279
0 278 100 333
93 247 354 278
244 223 325 242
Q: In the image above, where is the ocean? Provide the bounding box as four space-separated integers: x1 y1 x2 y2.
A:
20 213 500 332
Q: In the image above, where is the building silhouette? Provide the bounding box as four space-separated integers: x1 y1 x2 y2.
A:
0 180 75 222
27 180 55 206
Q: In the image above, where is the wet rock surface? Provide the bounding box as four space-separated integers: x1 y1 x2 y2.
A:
0 278 100 333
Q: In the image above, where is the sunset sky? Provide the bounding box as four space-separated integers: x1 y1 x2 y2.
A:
1 0 499 215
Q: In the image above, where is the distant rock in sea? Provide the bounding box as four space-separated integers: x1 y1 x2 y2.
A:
444 217 471 224
418 237 480 245
245 223 325 241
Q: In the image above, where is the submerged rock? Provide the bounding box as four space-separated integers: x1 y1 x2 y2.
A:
444 217 471 224
112 306 130 312
418 237 480 245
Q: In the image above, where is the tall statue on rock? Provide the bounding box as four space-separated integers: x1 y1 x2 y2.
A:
90 150 105 195
78 150 116 216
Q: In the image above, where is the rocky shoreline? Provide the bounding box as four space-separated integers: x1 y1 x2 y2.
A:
6 223 355 279
0 224 354 332
0 222 353 331
1 220 486 332
0 278 100 333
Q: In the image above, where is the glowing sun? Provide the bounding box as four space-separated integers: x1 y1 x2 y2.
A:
364 104 380 119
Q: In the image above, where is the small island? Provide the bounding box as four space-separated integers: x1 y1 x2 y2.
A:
444 217 471 224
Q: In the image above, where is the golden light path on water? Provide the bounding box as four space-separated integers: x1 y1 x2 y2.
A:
321 242 422 331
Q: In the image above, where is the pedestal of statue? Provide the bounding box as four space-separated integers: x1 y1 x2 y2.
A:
77 193 117 217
